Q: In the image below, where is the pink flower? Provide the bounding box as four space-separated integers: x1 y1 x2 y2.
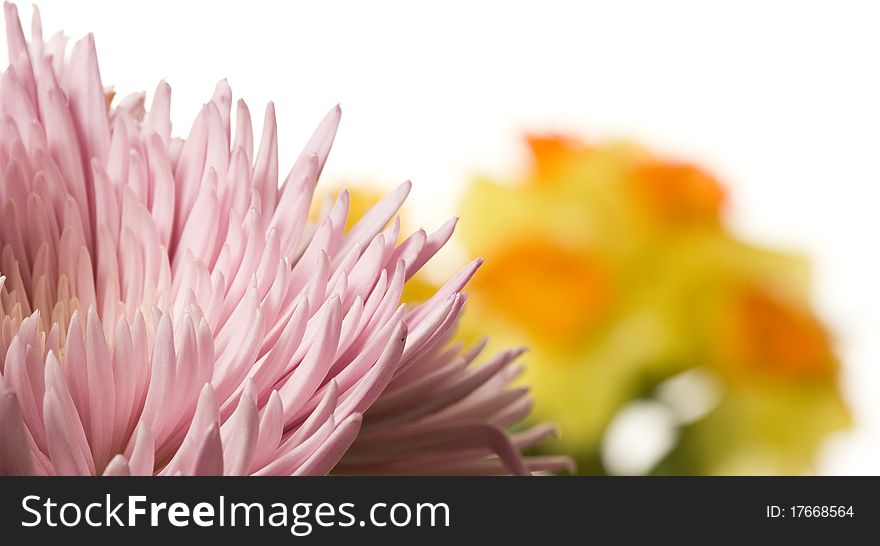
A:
0 4 571 476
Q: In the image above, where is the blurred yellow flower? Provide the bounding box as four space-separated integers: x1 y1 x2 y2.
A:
451 134 849 474
329 133 849 475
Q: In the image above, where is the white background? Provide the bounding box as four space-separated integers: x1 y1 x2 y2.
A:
15 0 880 473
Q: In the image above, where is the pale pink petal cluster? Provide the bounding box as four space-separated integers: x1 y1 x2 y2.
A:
0 4 571 476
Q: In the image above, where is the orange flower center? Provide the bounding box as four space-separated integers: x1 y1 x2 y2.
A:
628 162 725 227
719 287 837 381
526 134 587 184
473 240 612 346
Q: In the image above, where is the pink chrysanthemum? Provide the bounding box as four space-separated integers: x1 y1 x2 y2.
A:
0 4 571 476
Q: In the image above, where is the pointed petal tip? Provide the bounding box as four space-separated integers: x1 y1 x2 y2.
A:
346 412 363 428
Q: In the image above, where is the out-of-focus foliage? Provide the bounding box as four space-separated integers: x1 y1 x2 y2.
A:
331 134 850 475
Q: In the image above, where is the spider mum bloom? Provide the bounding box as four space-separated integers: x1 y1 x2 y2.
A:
0 4 570 476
